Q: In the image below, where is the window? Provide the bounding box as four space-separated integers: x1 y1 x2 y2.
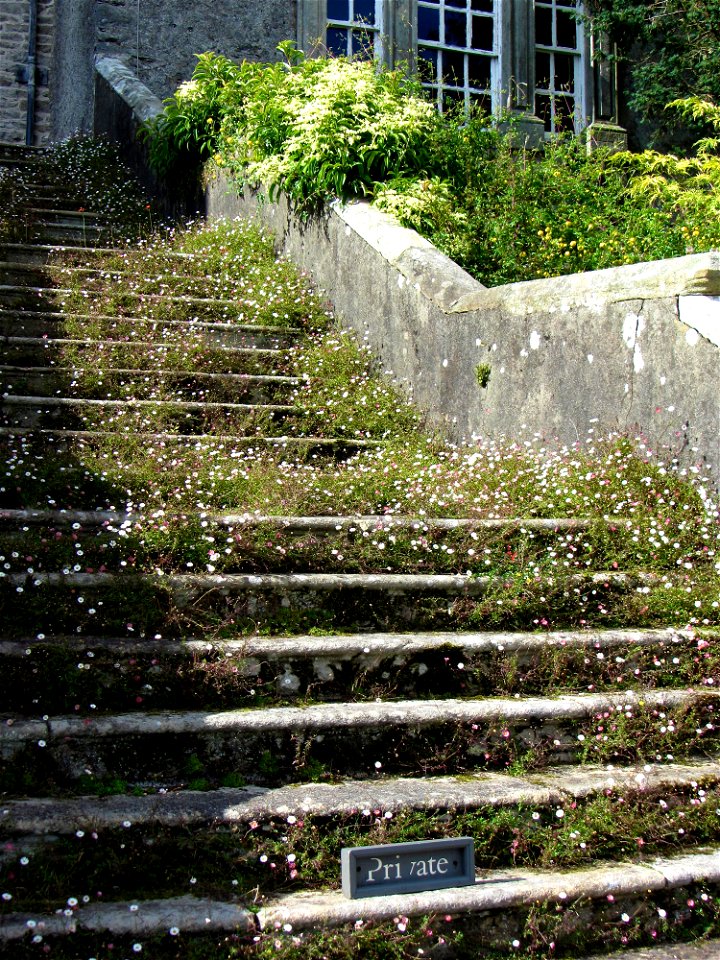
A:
325 0 384 59
534 0 584 133
417 0 497 112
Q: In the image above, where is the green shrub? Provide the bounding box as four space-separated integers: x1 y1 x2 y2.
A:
145 44 720 286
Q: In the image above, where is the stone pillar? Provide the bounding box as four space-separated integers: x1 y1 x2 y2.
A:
500 0 544 147
297 0 326 55
586 27 627 152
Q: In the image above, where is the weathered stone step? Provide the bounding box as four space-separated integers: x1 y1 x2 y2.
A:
1 848 718 951
22 221 111 245
0 393 299 432
0 308 301 348
3 758 717 835
0 508 597 534
23 208 103 226
0 626 702 714
0 366 300 402
1 336 288 373
0 689 715 792
0 142 47 161
0 243 195 264
0 566 657 630
0 280 307 324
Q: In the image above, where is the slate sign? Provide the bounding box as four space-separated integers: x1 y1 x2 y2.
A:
341 837 475 899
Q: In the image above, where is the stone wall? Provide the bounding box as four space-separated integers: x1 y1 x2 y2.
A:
91 0 295 103
0 0 54 144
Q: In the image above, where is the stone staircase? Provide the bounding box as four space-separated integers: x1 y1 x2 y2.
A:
1 140 719 959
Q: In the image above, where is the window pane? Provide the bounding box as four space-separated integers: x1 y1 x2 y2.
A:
327 0 349 20
354 0 376 24
535 51 551 88
418 6 441 41
555 95 575 131
471 0 493 10
443 88 466 111
351 28 373 56
556 0 577 6
535 6 552 45
535 93 552 131
446 0 466 7
554 52 574 90
471 14 493 51
445 10 467 46
468 53 491 88
443 48 465 85
327 27 348 55
418 47 438 82
469 91 491 114
556 10 577 48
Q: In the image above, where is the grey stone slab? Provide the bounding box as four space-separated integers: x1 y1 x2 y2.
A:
649 850 720 887
586 941 720 960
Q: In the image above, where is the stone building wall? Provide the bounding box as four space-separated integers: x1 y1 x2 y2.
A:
0 0 55 144
1 0 296 145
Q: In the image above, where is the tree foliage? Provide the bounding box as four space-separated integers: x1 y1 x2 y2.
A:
586 0 720 141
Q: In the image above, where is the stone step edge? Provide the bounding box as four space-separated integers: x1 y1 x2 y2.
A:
0 283 300 311
0 312 301 337
0 626 697 661
0 508 598 532
2 759 718 835
0 367 300 385
0 688 705 744
2 848 719 941
1 336 284 356
0 427 378 445
0 243 197 260
0 394 298 414
1 569 656 596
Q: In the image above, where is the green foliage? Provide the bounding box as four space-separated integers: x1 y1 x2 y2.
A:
585 0 720 142
145 45 438 210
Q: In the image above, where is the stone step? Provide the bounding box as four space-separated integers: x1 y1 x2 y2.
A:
0 689 715 793
0 308 302 348
0 393 299 431
0 336 289 373
0 627 705 714
23 208 104 227
0 366 301 402
0 142 47 161
3 758 716 834
0 567 658 636
21 221 112 246
0 243 195 264
1 846 719 952
0 281 308 325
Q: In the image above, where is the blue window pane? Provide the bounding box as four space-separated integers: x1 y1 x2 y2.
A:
354 0 376 24
471 0 493 10
328 0 349 21
471 14 493 50
446 0 466 7
468 53 490 88
535 7 552 45
445 10 466 46
327 27 349 55
443 48 465 85
554 52 574 90
535 51 551 88
418 6 440 41
351 28 373 56
556 10 577 49
418 47 438 82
